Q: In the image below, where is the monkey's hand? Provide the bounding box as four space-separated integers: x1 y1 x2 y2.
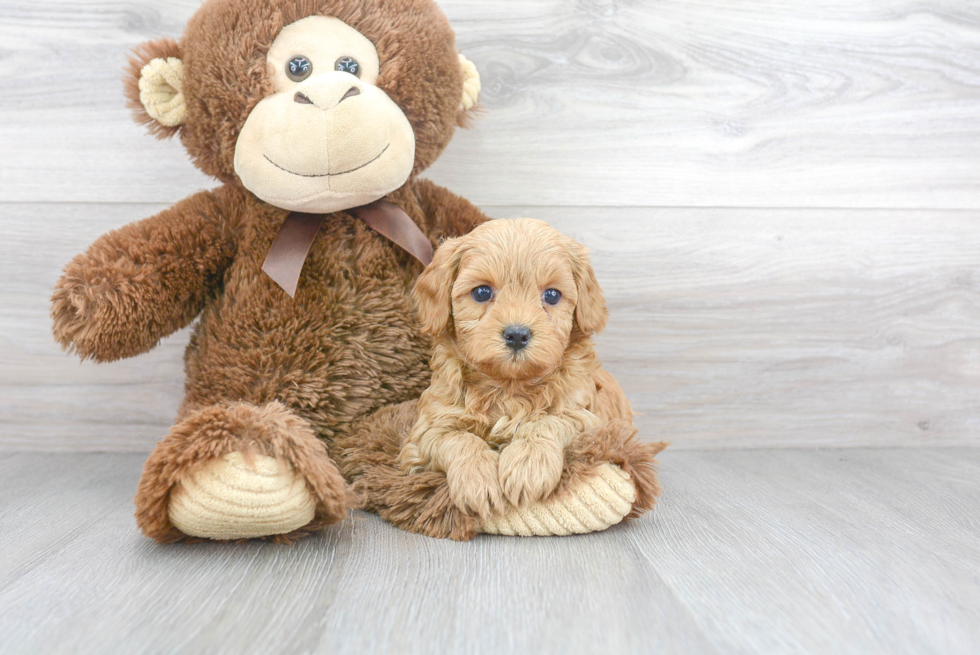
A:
51 190 236 362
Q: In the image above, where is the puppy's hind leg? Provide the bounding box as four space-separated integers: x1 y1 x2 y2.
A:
593 368 634 423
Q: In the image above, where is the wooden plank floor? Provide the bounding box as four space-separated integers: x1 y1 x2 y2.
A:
1 449 978 654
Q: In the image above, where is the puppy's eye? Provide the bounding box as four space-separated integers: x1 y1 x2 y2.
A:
336 56 360 77
543 288 562 305
471 285 494 303
287 56 313 82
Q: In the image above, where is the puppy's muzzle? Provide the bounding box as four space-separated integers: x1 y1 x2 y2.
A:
503 325 532 352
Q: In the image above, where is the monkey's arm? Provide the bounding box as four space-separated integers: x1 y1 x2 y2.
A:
413 178 491 240
51 187 239 363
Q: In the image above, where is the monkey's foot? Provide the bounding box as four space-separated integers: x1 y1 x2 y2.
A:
169 452 316 540
136 401 348 543
480 462 635 536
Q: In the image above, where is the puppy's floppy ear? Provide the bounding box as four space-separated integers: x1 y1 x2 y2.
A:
570 242 608 335
414 237 464 337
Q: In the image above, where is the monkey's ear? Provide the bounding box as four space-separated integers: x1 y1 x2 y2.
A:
124 38 186 139
413 237 464 337
570 242 609 336
456 54 481 127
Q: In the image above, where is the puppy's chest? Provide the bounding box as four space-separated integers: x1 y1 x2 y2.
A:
462 394 578 449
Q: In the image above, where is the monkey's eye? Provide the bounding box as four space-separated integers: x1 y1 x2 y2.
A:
335 57 360 77
543 289 562 305
286 56 313 82
471 285 494 303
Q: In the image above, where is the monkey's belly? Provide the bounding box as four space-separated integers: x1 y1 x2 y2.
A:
178 266 431 439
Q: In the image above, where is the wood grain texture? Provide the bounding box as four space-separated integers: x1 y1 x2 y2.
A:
4 203 979 451
0 203 184 451
0 449 978 654
0 1 978 207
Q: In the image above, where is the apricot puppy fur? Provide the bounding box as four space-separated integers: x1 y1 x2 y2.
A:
398 218 624 517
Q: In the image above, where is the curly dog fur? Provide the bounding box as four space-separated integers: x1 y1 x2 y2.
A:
330 219 667 539
401 219 619 516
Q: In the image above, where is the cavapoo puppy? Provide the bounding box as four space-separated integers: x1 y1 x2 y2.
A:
398 218 633 517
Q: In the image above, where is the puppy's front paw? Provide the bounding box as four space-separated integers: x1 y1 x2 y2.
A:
446 450 504 518
498 440 565 507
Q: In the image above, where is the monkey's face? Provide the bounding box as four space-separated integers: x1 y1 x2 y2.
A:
125 0 481 210
233 16 415 213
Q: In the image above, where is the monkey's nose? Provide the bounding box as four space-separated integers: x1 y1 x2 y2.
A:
503 325 532 352
294 87 360 107
339 86 361 102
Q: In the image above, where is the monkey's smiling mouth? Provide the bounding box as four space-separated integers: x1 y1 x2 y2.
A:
264 144 389 178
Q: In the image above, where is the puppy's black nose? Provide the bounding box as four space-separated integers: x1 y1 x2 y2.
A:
503 325 531 352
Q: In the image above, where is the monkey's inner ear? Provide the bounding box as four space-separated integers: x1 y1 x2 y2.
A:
457 54 481 121
139 57 186 127
124 38 185 138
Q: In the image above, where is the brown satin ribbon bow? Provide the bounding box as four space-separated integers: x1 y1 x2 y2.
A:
261 199 434 298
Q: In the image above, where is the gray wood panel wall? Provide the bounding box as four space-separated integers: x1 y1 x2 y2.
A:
2 0 979 451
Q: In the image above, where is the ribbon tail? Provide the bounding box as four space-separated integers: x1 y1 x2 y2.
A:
352 200 434 266
261 213 326 298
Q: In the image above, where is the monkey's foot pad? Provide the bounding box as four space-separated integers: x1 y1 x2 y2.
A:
169 452 316 540
479 463 635 536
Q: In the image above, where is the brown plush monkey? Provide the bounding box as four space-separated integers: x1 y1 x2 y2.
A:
52 0 488 543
